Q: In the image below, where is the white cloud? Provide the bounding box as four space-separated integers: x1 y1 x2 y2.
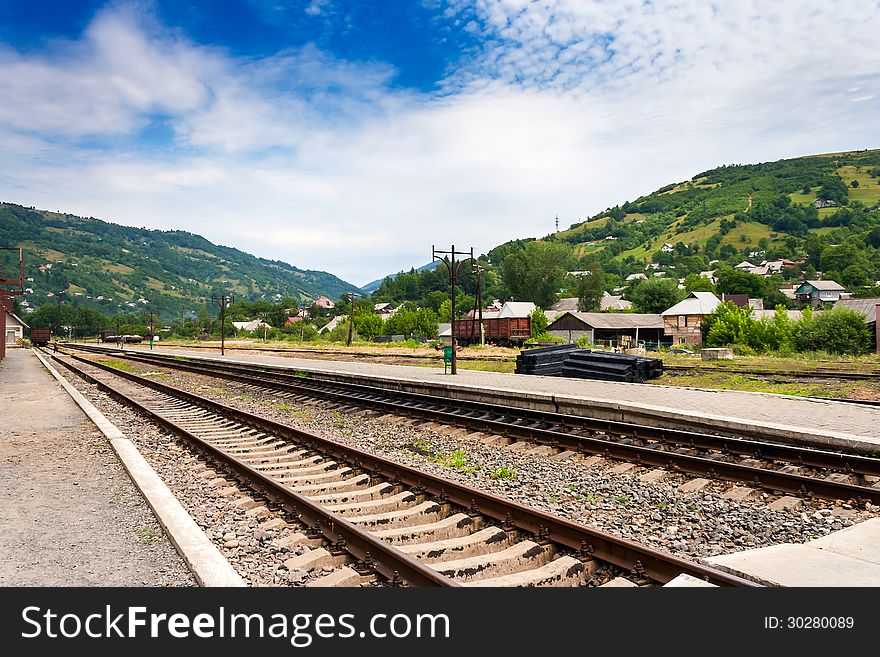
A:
1 1 879 286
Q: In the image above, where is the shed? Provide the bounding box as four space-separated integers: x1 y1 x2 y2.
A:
834 297 880 352
547 311 664 347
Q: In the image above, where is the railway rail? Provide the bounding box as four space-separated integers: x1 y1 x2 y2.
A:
63 344 880 507
48 347 754 587
664 364 880 381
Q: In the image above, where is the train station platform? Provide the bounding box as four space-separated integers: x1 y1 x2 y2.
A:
106 344 880 454
0 347 196 585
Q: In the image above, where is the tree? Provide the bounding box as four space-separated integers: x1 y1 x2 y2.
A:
501 241 572 309
793 308 871 354
575 264 605 312
529 306 549 338
715 268 766 298
437 299 452 322
352 312 384 340
626 278 686 314
684 274 716 293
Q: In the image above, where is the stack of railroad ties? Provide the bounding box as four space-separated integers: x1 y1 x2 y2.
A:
515 344 663 383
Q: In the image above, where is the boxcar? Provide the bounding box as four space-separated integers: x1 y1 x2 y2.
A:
30 328 52 347
452 317 531 346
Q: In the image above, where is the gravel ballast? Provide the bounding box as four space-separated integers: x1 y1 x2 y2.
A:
58 356 880 583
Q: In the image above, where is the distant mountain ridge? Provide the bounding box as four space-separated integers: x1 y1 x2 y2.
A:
0 202 359 319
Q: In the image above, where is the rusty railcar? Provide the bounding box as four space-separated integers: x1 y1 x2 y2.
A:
452 317 531 346
30 328 51 347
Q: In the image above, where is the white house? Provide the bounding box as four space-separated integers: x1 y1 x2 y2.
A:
4 309 28 347
660 243 675 253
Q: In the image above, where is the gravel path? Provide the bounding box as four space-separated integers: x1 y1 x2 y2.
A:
61 356 880 578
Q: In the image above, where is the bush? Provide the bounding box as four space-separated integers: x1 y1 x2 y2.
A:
793 308 871 355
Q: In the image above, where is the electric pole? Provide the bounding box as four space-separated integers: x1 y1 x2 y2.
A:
472 262 484 347
211 293 234 355
300 297 310 341
346 292 358 347
432 245 473 374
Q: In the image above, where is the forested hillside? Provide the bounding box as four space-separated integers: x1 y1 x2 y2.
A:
368 149 880 316
0 202 358 320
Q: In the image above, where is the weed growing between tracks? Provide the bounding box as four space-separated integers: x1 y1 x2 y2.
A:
491 466 516 480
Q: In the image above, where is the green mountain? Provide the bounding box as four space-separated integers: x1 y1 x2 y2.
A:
0 202 358 320
549 148 880 278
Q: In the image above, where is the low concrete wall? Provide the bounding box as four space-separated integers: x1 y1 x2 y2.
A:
701 348 734 360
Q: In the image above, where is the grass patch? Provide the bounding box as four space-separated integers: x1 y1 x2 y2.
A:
613 494 631 505
430 448 481 474
135 526 161 540
490 466 516 480
102 359 139 373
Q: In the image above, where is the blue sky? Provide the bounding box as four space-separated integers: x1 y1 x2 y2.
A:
1 1 879 286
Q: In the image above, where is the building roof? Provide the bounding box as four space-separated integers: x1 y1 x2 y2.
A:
548 297 580 312
548 311 664 331
660 292 722 316
833 297 880 324
625 273 648 281
751 309 803 322
797 280 846 292
4 309 29 329
498 301 536 318
735 261 756 269
600 294 633 311
320 316 343 333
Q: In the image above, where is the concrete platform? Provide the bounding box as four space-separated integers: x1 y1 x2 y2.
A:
0 347 242 586
704 519 880 586
95 344 880 454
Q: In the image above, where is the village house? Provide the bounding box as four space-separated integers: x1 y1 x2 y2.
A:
660 243 675 253
660 291 722 345
814 198 838 208
314 295 335 309
794 280 849 307
625 273 648 282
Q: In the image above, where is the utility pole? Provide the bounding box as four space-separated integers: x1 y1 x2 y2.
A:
116 317 123 350
299 297 310 341
211 293 234 355
346 292 358 347
472 262 485 347
432 245 474 374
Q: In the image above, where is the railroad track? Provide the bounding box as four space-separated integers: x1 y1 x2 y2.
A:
97 341 515 362
64 344 880 507
48 348 753 587
664 364 880 381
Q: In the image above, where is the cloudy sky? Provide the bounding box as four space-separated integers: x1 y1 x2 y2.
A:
2 1 879 286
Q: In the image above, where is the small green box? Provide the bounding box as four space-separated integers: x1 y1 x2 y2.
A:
443 346 453 373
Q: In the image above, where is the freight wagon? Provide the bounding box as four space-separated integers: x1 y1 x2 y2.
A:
452 317 531 346
30 328 52 347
